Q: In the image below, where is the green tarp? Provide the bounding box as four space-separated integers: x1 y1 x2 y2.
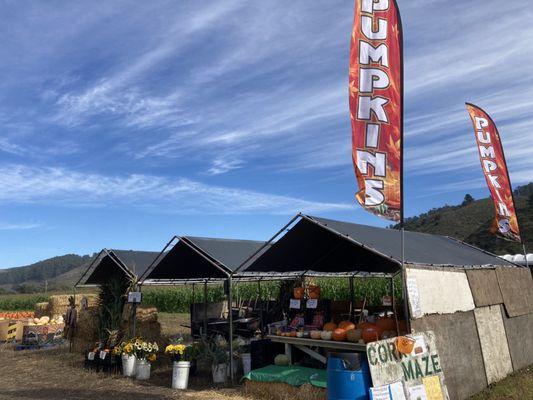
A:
244 365 327 388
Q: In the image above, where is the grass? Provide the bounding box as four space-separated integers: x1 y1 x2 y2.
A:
469 366 533 400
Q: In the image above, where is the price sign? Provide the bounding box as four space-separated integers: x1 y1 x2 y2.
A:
289 299 301 309
306 299 318 309
128 292 142 303
87 352 95 361
99 350 107 360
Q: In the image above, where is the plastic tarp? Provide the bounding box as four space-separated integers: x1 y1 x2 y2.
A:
244 365 327 388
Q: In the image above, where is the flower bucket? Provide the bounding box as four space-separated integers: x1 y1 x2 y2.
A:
241 353 252 376
212 363 227 384
122 354 136 377
135 359 151 380
172 361 191 390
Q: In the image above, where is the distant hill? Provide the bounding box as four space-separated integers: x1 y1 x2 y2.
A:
0 254 94 293
395 183 533 254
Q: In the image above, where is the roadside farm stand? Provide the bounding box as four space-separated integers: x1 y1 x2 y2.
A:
237 214 533 400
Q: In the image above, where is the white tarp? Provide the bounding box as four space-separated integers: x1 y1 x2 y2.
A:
474 305 513 384
406 267 475 317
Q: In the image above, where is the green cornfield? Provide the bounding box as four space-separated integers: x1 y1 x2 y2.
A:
0 277 403 312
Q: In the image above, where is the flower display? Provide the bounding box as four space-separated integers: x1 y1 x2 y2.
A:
164 342 197 362
114 337 158 362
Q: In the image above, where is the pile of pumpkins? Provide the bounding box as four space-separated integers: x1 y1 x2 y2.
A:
26 315 64 326
310 317 399 344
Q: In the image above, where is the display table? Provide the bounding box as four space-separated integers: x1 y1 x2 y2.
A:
266 335 366 364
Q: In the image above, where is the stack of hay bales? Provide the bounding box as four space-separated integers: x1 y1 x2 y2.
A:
34 302 49 318
122 304 162 343
71 306 100 353
244 381 326 400
35 294 99 319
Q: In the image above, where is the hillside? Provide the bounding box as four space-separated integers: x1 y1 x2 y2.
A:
396 183 533 254
0 254 94 293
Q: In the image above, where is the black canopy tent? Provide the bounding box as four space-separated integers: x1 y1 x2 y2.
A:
236 213 518 329
139 235 271 380
76 249 160 287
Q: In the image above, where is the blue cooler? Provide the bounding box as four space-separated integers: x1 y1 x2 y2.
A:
327 352 371 400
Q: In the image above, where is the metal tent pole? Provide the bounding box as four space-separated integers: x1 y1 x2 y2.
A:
203 281 208 337
349 275 355 322
401 228 410 332
523 243 530 269
228 275 234 382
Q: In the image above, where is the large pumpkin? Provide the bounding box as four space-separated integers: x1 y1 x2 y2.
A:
376 316 396 332
308 285 321 299
338 321 356 331
323 322 337 332
293 287 304 299
361 324 384 343
332 328 347 342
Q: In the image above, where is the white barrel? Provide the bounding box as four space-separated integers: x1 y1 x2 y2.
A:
172 361 191 389
122 354 136 377
135 359 151 380
241 353 252 376
212 363 227 383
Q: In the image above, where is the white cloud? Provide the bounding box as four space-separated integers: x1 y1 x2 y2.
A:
0 164 352 215
0 221 41 231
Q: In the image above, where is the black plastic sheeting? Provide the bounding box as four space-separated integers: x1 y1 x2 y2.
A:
81 250 160 285
144 237 266 281
245 215 515 275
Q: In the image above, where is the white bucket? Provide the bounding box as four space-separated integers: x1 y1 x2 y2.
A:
172 361 191 389
212 363 227 384
122 354 136 377
241 353 252 376
135 359 151 380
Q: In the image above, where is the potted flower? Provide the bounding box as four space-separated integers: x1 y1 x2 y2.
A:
165 341 198 389
234 337 252 376
198 338 229 384
115 340 136 377
132 338 159 380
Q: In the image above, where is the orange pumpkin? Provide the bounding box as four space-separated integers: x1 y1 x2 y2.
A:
308 285 321 299
323 322 337 332
338 321 356 331
396 336 416 354
293 287 304 299
376 316 396 332
332 328 347 342
361 324 384 343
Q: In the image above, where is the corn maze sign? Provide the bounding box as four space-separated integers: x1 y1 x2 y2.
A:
366 331 449 400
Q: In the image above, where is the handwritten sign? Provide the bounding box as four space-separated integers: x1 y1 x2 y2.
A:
306 299 318 309
289 299 301 309
422 376 444 400
406 277 422 318
128 292 142 303
87 352 95 361
366 331 449 400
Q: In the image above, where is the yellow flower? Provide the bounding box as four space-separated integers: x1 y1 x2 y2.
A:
148 354 156 362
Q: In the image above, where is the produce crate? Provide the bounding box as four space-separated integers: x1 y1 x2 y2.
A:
0 320 23 342
22 323 64 345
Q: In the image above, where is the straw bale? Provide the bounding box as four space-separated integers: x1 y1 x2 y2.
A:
244 381 325 400
125 320 162 343
71 306 99 353
122 304 158 323
46 294 98 316
34 302 49 318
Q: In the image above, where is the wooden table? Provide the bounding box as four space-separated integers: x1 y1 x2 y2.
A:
266 335 366 364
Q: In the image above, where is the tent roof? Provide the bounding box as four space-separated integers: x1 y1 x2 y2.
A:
77 249 159 286
141 236 268 283
242 214 516 275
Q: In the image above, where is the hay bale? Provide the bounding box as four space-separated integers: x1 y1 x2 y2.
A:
244 380 326 400
46 294 98 316
71 306 100 353
125 320 162 343
34 302 49 318
122 304 158 323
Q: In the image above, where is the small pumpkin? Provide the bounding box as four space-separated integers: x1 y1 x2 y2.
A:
332 328 347 342
320 330 333 340
338 321 356 331
346 328 362 343
308 285 321 299
274 354 290 366
323 322 337 332
310 330 322 340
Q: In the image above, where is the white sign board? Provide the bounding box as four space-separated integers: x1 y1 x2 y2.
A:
366 331 449 400
306 299 318 309
289 299 301 309
128 292 142 303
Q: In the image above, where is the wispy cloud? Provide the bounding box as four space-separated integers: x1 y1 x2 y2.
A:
0 221 41 231
0 164 351 215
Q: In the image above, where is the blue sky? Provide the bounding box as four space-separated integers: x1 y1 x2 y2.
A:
1 0 532 267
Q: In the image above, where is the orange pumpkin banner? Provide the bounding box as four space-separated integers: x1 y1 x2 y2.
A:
349 0 403 221
466 103 521 242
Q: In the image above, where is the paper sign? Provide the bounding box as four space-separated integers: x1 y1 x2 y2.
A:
306 299 318 309
128 292 142 303
411 335 427 356
422 376 444 400
99 350 107 360
389 381 407 400
408 385 427 400
289 299 301 309
87 352 95 360
370 386 391 400
383 295 393 306
406 277 423 318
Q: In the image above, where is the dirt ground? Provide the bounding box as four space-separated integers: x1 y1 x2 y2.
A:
0 344 251 400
